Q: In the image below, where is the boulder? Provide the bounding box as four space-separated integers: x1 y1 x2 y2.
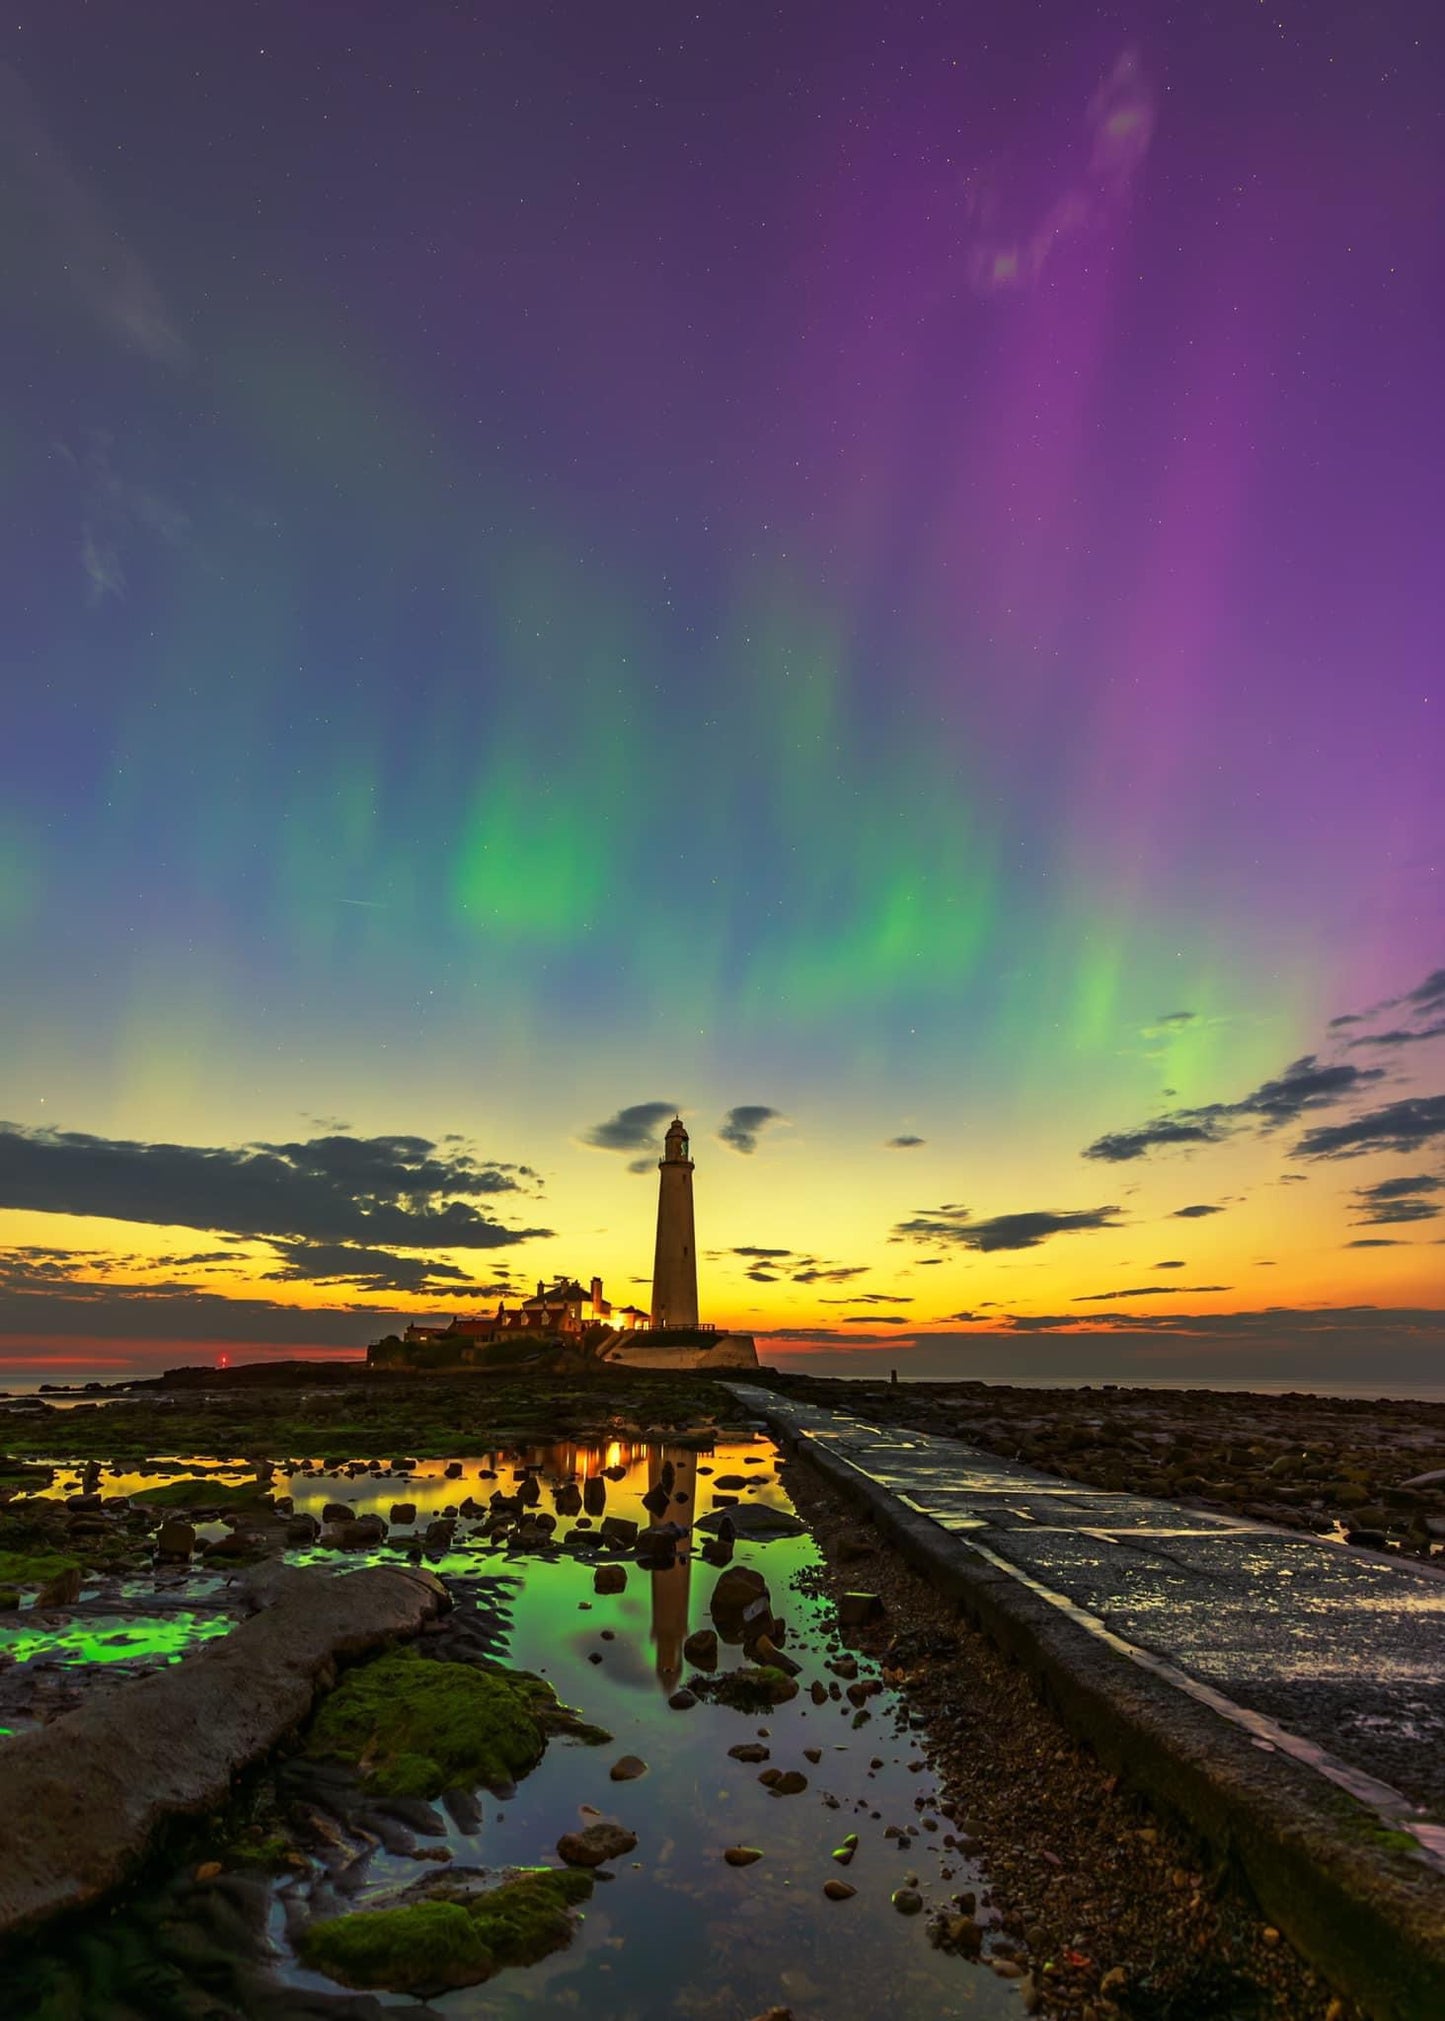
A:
593 1565 627 1596
389 1503 418 1527
155 1519 196 1560
697 1504 806 1541
710 1566 770 1633
556 1821 637 1867
682 1628 719 1669
599 1516 638 1549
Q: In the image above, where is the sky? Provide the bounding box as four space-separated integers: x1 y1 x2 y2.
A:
1 1 1441 1384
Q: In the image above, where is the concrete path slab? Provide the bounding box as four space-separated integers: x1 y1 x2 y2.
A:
730 1383 1445 2019
733 1386 1445 1851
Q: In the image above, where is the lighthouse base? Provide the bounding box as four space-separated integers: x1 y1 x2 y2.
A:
599 1331 759 1372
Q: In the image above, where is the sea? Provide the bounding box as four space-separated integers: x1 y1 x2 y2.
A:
2 1358 1445 1405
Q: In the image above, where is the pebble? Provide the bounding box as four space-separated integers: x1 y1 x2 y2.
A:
669 1688 698 1710
892 1888 924 1915
724 1846 764 1866
823 1880 856 1901
609 1755 648 1782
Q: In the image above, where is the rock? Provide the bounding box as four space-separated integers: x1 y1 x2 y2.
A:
1345 1528 1390 1550
700 1537 734 1566
0 1563 448 1937
838 1593 884 1627
669 1689 698 1711
823 1880 856 1901
593 1564 627 1595
609 1756 648 1782
1401 1468 1445 1490
728 1743 771 1762
696 1504 807 1540
423 1519 455 1551
285 1514 320 1545
389 1503 417 1526
724 1846 764 1866
810 1681 828 1705
554 1484 582 1516
713 1475 752 1490
804 1747 822 1764
767 1771 807 1796
683 1628 719 1668
155 1519 197 1560
444 1462 464 1480
828 1655 859 1680
700 1666 799 1710
556 1821 637 1867
599 1515 638 1549
892 1887 923 1915
752 1635 801 1677
583 1477 608 1515
832 1835 858 1864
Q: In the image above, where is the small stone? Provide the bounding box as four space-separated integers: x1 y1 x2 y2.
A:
593 1564 627 1595
832 1836 858 1865
1262 1927 1280 1947
389 1502 417 1525
683 1627 719 1668
769 1771 807 1796
724 1845 764 1866
803 1747 822 1764
823 1880 856 1901
610 1755 648 1781
838 1593 884 1627
729 1743 771 1762
1099 1966 1128 1995
892 1887 923 1915
557 1821 638 1866
194 1861 222 1881
669 1688 698 1710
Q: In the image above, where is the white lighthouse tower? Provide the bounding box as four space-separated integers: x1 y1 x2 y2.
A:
650 1117 699 1329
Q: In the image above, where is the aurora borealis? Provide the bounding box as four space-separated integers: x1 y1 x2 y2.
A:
1 2 1441 1380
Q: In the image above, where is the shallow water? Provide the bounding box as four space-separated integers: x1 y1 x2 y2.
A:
14 1434 1017 2019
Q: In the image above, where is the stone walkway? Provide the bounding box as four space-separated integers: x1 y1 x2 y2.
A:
732 1386 1445 1859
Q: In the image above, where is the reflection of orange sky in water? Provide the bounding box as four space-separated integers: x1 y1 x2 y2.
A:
50 1435 776 1692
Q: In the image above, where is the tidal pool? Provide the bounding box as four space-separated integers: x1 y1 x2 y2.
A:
17 1433 1019 2019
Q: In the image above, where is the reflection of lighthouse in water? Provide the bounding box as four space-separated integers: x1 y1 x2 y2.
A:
647 1444 697 1690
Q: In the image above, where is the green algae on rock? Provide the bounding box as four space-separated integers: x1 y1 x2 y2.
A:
305 1649 607 1798
297 1867 594 1994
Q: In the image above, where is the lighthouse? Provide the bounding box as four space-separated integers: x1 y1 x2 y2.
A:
650 1117 699 1328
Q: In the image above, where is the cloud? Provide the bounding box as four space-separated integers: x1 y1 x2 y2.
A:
1082 1055 1385 1164
792 1265 869 1283
842 1314 910 1324
1083 1117 1230 1163
1349 1174 1443 1226
744 1267 779 1283
886 1135 926 1149
59 434 192 605
718 1105 785 1155
1153 1259 1185 1269
1294 1093 1445 1161
1406 968 1445 1012
262 1242 505 1296
0 1122 549 1251
0 64 188 366
820 1293 914 1305
893 1204 1123 1251
581 1102 677 1171
1347 1023 1445 1050
1072 1284 1231 1301
732 1246 794 1259
1346 1238 1400 1249
966 49 1155 295
1171 1203 1224 1218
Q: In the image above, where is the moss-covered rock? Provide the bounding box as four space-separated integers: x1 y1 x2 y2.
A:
694 1664 800 1710
297 1867 593 1993
0 1547 81 1589
137 1478 267 1512
305 1650 548 1797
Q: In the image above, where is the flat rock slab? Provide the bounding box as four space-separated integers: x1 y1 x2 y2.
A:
0 1562 446 1937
